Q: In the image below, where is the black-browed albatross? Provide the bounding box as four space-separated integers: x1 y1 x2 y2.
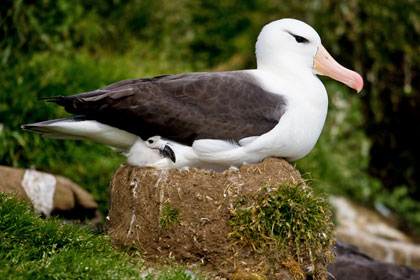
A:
22 18 363 171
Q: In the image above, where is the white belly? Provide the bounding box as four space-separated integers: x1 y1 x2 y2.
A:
245 69 329 161
271 100 328 160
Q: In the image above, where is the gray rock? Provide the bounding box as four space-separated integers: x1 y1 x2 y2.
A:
328 240 420 280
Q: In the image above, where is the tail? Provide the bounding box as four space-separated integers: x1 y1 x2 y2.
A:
22 117 137 151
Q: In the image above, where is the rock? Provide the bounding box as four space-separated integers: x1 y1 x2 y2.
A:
328 239 420 280
105 158 334 279
331 196 420 268
0 165 100 222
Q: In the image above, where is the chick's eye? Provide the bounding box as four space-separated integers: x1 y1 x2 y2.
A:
148 140 154 144
294 35 309 44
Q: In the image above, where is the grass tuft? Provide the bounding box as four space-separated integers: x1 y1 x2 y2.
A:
160 205 181 230
229 182 335 279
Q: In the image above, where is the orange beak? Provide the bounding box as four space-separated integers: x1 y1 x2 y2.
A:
314 45 363 93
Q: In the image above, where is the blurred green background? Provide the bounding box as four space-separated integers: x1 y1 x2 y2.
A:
1 0 419 235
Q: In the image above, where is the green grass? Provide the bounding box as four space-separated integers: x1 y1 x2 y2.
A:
0 193 140 279
0 193 200 280
160 205 181 230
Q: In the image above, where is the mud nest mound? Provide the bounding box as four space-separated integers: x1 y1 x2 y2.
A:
105 158 334 279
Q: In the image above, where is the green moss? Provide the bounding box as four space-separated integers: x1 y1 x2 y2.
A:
229 182 334 279
160 205 180 230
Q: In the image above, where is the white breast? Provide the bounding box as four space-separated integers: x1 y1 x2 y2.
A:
247 69 328 161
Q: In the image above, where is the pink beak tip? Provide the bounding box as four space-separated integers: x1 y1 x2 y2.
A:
354 73 364 93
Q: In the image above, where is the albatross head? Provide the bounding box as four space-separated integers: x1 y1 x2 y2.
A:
256 18 363 92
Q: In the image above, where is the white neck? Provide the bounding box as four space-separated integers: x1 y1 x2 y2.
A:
253 50 327 114
257 48 314 75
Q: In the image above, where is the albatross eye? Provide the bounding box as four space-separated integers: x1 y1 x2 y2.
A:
286 31 309 44
293 35 309 44
148 139 154 144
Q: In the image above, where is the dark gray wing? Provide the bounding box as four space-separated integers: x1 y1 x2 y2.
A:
45 71 286 145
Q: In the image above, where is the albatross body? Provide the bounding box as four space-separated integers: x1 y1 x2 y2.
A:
22 19 363 171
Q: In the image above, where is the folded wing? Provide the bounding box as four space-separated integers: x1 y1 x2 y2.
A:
45 71 287 145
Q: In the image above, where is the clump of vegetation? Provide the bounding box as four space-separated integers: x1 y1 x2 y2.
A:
160 205 180 230
229 183 335 279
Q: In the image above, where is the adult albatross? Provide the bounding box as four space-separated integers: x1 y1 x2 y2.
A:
22 18 363 171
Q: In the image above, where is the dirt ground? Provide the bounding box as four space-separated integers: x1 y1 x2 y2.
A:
105 158 323 279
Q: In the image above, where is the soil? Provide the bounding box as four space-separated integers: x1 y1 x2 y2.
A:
105 158 313 279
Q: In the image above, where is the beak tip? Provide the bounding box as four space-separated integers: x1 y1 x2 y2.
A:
354 73 364 93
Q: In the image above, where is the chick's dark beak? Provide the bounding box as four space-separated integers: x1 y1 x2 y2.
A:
159 144 176 163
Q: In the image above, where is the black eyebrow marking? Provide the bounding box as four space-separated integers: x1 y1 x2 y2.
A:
285 31 310 44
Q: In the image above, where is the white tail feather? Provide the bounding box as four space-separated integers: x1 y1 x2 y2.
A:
26 119 137 150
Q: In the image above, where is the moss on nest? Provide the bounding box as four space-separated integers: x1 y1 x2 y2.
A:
229 182 335 279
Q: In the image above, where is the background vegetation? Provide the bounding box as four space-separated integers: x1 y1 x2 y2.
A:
1 0 419 236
